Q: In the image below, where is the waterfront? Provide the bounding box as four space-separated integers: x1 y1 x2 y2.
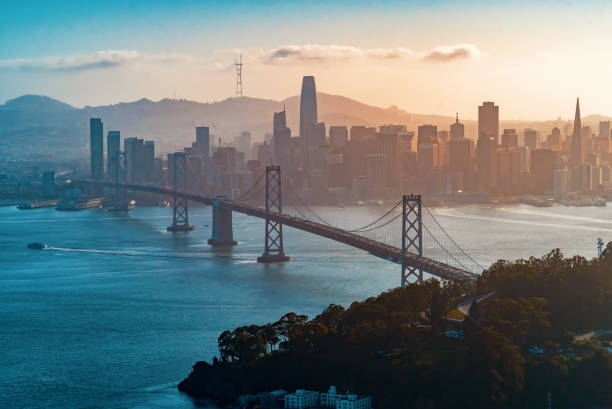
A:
1 204 611 409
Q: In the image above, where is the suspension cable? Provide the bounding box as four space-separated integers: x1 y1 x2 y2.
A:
345 199 402 232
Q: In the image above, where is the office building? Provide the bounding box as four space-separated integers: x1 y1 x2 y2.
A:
531 149 559 192
366 153 386 194
195 127 210 159
284 390 319 409
144 141 155 182
524 129 538 150
375 132 399 188
329 126 348 151
569 98 584 166
42 171 55 197
450 114 465 140
478 102 499 144
449 138 473 175
476 136 498 192
418 125 437 145
599 120 610 138
546 127 562 150
234 132 251 157
321 386 372 409
299 76 318 167
501 129 518 148
418 143 439 172
107 130 120 180
379 124 406 134
213 147 236 173
90 118 104 180
553 168 569 196
273 108 292 168
346 126 376 178
497 147 521 194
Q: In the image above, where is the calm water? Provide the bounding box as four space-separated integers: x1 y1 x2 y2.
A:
1 203 610 408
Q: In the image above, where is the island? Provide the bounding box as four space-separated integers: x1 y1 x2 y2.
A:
179 249 612 409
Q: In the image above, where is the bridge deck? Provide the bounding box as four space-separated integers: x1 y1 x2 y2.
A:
79 181 477 282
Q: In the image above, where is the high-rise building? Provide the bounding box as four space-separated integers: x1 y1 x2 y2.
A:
449 138 473 175
531 149 559 192
299 76 317 168
107 131 120 180
599 121 610 138
379 124 407 134
450 114 464 140
569 98 584 167
144 141 155 183
329 126 348 152
195 127 210 159
417 125 437 145
90 118 104 180
553 168 569 196
546 127 561 150
365 154 386 194
273 108 292 169
375 132 399 188
524 129 538 150
309 122 327 169
501 129 518 148
42 171 56 197
478 102 499 144
497 147 521 194
234 132 251 157
347 126 376 178
418 143 439 172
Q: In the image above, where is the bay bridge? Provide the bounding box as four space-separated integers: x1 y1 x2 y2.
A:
77 153 483 286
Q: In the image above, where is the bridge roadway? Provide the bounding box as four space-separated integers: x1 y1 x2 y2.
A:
79 181 477 282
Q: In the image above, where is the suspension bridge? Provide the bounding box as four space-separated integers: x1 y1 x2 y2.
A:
76 155 483 286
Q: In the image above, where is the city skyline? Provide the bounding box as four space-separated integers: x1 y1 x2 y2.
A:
3 1 612 119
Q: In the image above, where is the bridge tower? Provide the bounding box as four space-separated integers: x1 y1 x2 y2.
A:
167 152 194 232
401 194 423 286
110 151 130 212
257 166 290 263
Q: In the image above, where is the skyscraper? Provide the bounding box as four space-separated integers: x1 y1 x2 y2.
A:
107 131 120 180
90 118 104 180
299 76 317 168
599 120 610 138
569 98 583 167
478 101 499 144
450 114 464 140
273 108 291 169
195 127 210 159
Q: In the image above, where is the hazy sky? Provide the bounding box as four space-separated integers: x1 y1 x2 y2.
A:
1 0 611 119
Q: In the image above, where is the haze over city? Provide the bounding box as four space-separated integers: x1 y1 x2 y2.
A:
2 2 612 409
3 0 612 119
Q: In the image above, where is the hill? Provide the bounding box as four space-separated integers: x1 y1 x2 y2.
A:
1 93 609 161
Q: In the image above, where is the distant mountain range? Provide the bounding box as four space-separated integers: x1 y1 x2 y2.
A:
1 93 609 161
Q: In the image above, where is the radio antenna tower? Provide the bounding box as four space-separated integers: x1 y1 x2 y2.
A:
235 54 243 98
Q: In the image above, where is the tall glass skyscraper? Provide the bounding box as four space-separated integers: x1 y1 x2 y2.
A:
299 76 317 168
90 118 104 180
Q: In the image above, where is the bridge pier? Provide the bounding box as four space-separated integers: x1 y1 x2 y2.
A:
167 152 194 232
257 166 289 263
208 197 237 246
401 194 423 286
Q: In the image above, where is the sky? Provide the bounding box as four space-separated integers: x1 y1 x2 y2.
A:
1 0 612 119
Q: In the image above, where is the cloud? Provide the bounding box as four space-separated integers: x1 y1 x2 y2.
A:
257 44 483 65
0 50 197 73
420 44 484 62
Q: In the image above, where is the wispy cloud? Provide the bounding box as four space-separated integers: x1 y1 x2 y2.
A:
420 44 484 62
257 44 484 64
0 50 197 73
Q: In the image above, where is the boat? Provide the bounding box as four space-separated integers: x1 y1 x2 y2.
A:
27 242 47 250
17 200 58 210
56 197 103 211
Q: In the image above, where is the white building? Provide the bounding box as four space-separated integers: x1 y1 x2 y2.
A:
321 386 372 409
284 389 320 409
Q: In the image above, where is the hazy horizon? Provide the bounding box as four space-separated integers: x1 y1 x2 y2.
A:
3 1 612 120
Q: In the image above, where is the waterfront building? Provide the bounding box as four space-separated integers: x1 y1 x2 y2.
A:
497 147 521 194
375 132 399 188
553 168 569 196
592 166 603 188
299 76 318 168
124 137 143 184
42 171 55 197
321 386 372 409
107 131 120 179
531 149 559 192
284 389 319 409
476 136 498 192
90 118 104 180
524 128 538 150
366 153 386 194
